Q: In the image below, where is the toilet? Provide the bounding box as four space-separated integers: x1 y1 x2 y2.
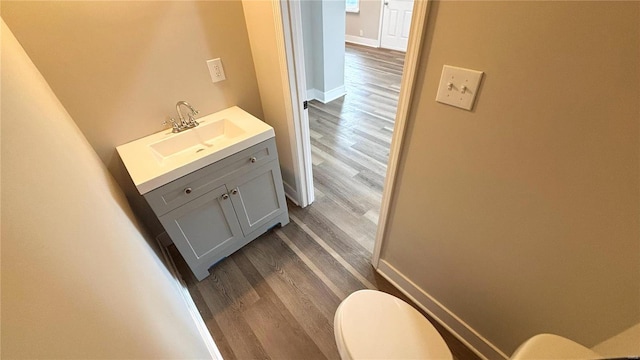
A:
510 334 601 360
334 290 453 360
334 290 602 360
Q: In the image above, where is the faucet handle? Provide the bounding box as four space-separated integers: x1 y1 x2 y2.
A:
187 113 199 127
163 117 180 133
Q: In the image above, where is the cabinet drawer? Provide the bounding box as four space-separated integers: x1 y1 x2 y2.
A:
145 138 277 216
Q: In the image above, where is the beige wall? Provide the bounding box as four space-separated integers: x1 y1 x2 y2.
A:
242 0 298 197
1 19 213 358
1 1 263 236
346 0 381 40
381 1 639 356
592 322 640 358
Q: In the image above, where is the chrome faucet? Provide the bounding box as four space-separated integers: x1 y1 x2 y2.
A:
176 101 199 127
164 101 200 133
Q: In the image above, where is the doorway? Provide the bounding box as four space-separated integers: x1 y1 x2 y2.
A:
279 0 428 265
305 44 405 252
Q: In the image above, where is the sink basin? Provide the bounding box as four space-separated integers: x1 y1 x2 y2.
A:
149 118 245 162
117 106 274 194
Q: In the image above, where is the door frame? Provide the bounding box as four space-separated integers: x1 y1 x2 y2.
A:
278 0 315 208
276 0 430 268
371 0 429 266
377 0 386 47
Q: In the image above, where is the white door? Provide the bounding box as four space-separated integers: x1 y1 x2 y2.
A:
380 0 414 52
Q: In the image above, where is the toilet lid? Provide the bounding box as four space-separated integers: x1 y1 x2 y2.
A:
335 290 453 360
511 334 602 359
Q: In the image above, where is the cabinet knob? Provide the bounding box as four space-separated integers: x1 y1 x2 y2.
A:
231 188 238 195
250 157 257 163
184 187 193 195
221 193 229 200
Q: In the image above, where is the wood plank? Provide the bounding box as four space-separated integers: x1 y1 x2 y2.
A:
287 201 378 284
203 318 236 360
197 256 260 315
244 297 327 360
311 137 387 177
311 146 359 178
302 194 377 252
276 229 348 299
243 232 340 358
233 250 337 359
312 163 381 216
279 222 368 297
355 168 386 194
206 306 269 360
196 259 266 360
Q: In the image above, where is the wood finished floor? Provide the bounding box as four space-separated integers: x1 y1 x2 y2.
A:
170 44 480 360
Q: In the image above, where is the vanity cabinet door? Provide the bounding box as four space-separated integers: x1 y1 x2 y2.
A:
159 184 242 280
228 161 287 236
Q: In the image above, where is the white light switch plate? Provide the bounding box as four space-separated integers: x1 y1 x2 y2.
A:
436 65 483 110
206 58 226 83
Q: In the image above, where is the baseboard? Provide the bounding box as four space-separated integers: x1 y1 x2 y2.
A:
307 86 346 104
322 85 346 103
377 260 509 360
380 44 407 52
307 88 321 102
155 235 223 360
157 231 173 246
283 180 300 206
345 34 379 48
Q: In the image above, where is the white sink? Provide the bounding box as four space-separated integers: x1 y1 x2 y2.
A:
149 118 246 162
117 106 274 194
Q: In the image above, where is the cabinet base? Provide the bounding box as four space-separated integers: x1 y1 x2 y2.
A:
191 212 290 281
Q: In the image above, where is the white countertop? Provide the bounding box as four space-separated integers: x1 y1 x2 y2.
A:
116 106 274 194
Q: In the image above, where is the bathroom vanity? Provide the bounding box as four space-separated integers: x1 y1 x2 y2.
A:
117 106 289 280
